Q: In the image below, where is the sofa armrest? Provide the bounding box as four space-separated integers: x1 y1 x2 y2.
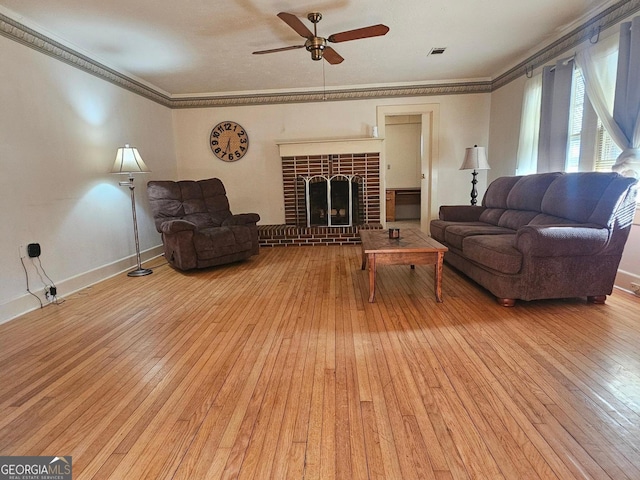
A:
515 225 610 256
160 219 197 234
439 205 485 222
223 213 261 226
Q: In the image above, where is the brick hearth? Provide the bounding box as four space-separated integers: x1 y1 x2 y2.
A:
258 223 382 247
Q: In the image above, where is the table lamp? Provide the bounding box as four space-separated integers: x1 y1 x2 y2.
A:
460 145 490 205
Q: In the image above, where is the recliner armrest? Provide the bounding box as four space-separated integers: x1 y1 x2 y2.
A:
223 213 261 226
439 205 485 222
160 219 197 234
515 225 610 256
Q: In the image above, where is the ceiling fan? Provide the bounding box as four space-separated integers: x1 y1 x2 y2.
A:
252 12 390 64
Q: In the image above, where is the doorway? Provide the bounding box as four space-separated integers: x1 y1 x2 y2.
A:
376 104 440 233
384 115 422 229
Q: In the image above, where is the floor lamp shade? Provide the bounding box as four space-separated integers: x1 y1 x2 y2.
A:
111 144 152 277
460 145 490 205
111 144 150 174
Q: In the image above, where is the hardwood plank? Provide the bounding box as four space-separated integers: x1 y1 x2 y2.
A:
1 246 640 479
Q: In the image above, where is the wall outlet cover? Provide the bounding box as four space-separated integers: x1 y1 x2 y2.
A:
27 243 41 258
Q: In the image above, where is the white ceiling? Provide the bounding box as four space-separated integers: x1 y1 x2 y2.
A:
0 0 620 97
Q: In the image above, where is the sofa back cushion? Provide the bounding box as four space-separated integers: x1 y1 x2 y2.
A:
147 178 232 232
477 172 637 229
506 172 562 210
478 176 522 225
482 176 522 209
491 172 564 229
540 172 636 226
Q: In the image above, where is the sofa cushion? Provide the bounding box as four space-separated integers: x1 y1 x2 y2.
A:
444 224 515 250
200 178 233 225
147 181 187 231
528 213 578 226
430 220 486 244
147 179 233 230
478 208 506 225
482 176 522 208
193 226 253 260
497 210 540 230
506 172 562 210
540 172 621 225
462 234 522 274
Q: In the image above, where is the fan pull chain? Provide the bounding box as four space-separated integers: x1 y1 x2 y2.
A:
322 59 326 101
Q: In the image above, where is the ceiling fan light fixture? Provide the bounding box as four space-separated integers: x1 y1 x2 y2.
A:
253 11 389 66
305 36 326 61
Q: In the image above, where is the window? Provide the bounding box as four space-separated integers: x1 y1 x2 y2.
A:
595 120 622 172
566 69 585 172
522 35 632 179
568 65 622 173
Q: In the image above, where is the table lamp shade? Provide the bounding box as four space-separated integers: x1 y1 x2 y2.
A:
111 144 150 174
460 146 490 171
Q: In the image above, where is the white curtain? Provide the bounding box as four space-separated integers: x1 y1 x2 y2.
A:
537 58 574 173
576 29 630 164
516 73 542 175
579 15 640 178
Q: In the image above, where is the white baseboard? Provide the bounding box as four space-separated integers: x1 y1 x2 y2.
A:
0 245 164 325
614 268 640 297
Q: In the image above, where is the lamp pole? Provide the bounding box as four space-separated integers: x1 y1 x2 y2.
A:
120 174 152 276
470 169 479 206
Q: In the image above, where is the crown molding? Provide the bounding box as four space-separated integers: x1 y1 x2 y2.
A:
0 12 172 107
492 0 640 90
169 81 492 108
1 1 639 108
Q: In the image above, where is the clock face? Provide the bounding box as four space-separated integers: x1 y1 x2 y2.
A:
210 121 249 162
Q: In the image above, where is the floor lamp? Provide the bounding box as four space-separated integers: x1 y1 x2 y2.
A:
111 144 153 277
460 145 490 205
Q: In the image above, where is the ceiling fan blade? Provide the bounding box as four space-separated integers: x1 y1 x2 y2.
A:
252 45 305 55
323 47 344 65
327 24 390 43
277 12 313 38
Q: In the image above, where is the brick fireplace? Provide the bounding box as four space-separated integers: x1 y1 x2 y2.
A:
258 138 384 247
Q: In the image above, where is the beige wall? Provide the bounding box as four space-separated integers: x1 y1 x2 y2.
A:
0 35 177 322
172 94 492 225
487 76 526 181
617 217 640 293
385 116 421 189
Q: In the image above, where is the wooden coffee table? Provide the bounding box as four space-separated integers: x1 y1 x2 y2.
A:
359 228 448 303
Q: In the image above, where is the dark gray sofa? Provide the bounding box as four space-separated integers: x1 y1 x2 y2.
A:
430 172 638 306
147 178 260 271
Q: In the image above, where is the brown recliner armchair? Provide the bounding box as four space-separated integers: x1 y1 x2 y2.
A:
147 178 260 271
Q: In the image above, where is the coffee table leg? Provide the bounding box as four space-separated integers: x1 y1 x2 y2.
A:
368 253 376 303
361 249 367 270
434 252 444 302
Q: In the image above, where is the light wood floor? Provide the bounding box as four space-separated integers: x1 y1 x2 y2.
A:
1 245 640 479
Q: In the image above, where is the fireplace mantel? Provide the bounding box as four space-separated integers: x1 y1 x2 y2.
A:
277 137 383 157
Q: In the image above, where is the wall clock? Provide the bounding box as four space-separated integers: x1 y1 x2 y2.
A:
210 121 249 162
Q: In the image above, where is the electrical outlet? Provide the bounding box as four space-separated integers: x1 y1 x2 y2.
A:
27 243 41 258
19 244 26 258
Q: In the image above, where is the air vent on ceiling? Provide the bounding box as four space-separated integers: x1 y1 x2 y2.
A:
429 47 447 55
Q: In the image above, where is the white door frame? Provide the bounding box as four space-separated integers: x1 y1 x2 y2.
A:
376 104 440 233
